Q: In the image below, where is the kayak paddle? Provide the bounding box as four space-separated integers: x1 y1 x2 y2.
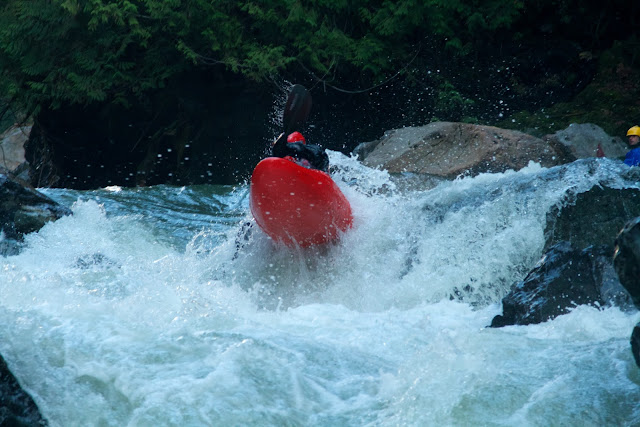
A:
272 84 312 148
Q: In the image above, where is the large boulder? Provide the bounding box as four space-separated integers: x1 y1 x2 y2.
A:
544 123 628 160
490 242 633 327
354 122 571 178
0 173 71 256
492 182 640 328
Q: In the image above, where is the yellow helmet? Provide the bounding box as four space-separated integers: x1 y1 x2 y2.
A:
627 126 640 137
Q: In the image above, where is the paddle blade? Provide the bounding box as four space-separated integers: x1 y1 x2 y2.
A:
283 84 312 134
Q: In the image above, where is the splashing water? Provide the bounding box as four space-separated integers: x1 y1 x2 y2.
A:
1 154 639 426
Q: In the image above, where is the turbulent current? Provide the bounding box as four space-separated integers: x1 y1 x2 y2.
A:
1 153 640 426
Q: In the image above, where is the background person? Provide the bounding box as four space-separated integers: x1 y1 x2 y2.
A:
624 126 640 166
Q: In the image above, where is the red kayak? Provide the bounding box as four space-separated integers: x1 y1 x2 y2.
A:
250 157 353 247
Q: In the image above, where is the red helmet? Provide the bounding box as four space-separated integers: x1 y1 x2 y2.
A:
287 131 306 144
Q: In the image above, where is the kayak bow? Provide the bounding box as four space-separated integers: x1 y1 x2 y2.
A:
250 157 353 247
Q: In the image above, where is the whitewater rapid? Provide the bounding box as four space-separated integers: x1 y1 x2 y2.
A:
1 153 639 426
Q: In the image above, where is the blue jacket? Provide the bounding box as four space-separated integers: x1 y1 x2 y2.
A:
625 147 640 166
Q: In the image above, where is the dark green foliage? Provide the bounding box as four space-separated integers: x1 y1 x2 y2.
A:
497 37 640 138
0 0 193 113
0 0 637 147
0 0 530 115
433 80 475 121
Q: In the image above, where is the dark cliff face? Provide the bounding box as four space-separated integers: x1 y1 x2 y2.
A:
25 72 274 189
20 32 605 190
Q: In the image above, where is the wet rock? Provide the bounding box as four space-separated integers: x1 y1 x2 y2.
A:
631 324 640 368
0 355 48 426
0 173 71 256
490 242 633 327
611 215 640 369
613 217 640 310
354 121 570 178
544 123 628 161
545 185 640 253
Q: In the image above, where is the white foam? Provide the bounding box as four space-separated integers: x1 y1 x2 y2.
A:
2 157 640 426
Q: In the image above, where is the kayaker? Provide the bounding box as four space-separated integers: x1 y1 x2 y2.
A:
272 131 329 172
624 126 640 166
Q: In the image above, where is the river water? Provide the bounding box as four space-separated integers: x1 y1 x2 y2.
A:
1 153 639 426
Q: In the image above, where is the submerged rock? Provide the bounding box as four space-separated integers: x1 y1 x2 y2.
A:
74 252 119 270
490 242 633 327
0 355 48 426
